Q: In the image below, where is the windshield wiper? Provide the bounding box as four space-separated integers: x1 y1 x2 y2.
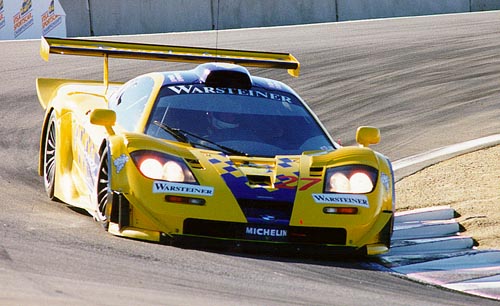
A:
153 121 190 143
153 121 247 156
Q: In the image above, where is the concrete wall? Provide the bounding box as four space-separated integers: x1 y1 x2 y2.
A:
58 0 500 38
216 0 337 29
59 0 91 36
471 0 500 11
337 0 470 21
87 0 213 36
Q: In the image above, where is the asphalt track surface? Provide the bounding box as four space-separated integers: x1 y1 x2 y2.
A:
1 11 500 306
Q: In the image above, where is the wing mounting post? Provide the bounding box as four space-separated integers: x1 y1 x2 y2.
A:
103 54 109 94
40 36 112 94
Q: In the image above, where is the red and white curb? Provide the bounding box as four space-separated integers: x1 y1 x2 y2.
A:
388 206 474 257
381 136 500 301
393 251 500 300
379 206 500 300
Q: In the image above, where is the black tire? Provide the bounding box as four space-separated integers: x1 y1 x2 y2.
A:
43 112 57 200
380 215 394 249
95 148 111 229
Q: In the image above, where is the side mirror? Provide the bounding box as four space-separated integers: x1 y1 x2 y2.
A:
356 126 380 147
90 109 116 135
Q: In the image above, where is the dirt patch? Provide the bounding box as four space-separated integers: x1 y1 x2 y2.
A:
396 145 500 250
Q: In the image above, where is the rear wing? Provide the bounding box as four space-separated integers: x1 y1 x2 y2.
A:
40 36 300 88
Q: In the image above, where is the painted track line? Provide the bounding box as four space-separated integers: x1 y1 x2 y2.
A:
393 134 500 171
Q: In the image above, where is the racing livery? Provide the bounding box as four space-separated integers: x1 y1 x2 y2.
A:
37 36 395 256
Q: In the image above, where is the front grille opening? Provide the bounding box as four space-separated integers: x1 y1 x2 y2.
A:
182 219 347 245
238 199 293 223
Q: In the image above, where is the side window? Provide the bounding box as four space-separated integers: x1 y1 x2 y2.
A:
113 76 154 131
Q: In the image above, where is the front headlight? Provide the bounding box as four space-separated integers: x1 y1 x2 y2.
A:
130 150 196 183
325 165 377 194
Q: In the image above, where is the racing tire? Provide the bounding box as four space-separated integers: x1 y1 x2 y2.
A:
380 215 394 249
95 148 112 229
43 112 57 200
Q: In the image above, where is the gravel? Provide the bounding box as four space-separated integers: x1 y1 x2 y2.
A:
396 145 500 249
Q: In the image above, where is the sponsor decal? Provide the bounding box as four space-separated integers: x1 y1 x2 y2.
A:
275 175 322 191
42 0 62 36
260 215 276 221
73 124 100 190
167 73 185 83
13 0 34 38
113 154 129 174
381 173 390 191
245 227 287 237
0 0 5 30
166 85 293 103
312 193 369 208
153 181 214 196
266 80 282 90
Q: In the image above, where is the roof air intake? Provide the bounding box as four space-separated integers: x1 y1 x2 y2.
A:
197 63 252 89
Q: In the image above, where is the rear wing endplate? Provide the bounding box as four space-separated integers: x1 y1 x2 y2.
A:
40 36 300 87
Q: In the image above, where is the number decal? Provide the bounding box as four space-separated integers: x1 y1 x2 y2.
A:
275 175 298 189
299 178 322 191
275 175 322 191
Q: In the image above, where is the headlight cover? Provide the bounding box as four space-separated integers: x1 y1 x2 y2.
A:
130 150 196 183
325 165 378 194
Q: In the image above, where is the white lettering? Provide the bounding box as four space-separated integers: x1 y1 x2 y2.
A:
166 85 293 104
245 227 287 237
191 87 204 94
237 89 249 96
312 193 369 208
167 85 194 94
270 93 281 101
255 91 268 98
153 181 214 196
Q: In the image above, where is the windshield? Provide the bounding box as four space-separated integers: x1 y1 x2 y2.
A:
145 84 334 157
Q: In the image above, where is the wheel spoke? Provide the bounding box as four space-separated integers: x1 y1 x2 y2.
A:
44 119 57 198
96 152 110 223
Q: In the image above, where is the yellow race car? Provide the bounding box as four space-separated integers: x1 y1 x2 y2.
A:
37 36 395 256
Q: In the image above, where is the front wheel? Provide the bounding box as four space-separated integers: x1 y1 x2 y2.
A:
43 112 57 200
95 148 112 229
379 215 394 249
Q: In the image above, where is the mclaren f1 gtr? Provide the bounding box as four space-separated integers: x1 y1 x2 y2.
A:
37 36 395 256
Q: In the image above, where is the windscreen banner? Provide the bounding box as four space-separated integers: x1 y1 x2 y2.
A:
0 0 66 40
